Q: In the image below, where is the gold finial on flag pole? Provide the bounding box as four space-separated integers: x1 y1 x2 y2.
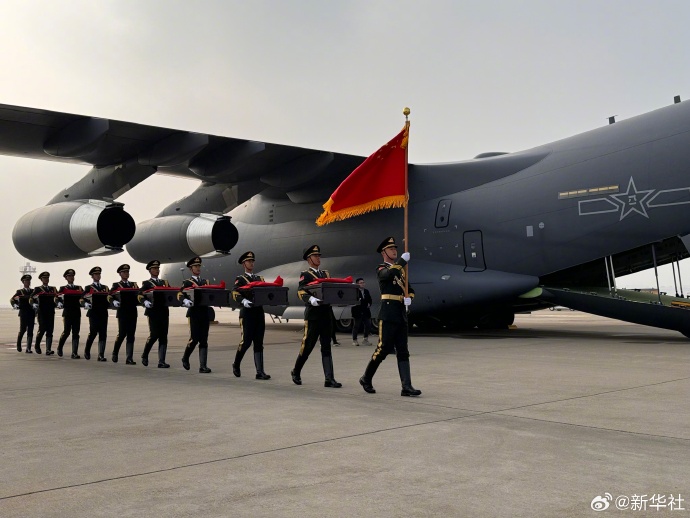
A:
403 107 410 121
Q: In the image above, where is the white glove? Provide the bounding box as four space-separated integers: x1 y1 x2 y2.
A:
113 300 121 308
32 303 39 310
84 302 92 310
183 298 193 308
57 302 64 309
309 296 321 306
12 303 19 310
242 299 253 308
401 252 410 262
144 300 152 309
404 297 412 306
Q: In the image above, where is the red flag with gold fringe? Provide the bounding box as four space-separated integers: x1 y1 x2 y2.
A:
316 124 409 226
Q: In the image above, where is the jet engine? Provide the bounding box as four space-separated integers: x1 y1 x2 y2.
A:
12 200 135 261
126 213 239 263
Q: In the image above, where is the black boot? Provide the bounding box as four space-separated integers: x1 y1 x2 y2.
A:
34 334 41 355
181 343 195 370
398 360 422 397
112 340 122 363
125 341 136 365
158 343 170 368
232 347 246 377
57 335 66 357
26 335 33 354
45 336 54 356
71 338 80 359
359 360 380 394
322 356 342 388
84 336 94 360
291 356 305 385
97 340 107 362
254 350 271 380
198 346 211 374
141 339 153 366
16 334 22 352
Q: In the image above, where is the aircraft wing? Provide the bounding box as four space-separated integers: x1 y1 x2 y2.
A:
0 103 364 190
2 103 371 262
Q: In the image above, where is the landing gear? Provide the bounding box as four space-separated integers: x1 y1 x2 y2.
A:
477 308 514 329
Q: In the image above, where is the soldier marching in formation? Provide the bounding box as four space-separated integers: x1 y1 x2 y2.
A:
178 257 213 374
83 266 111 361
139 260 171 368
359 237 421 397
231 251 271 380
31 271 58 355
11 246 424 397
111 264 139 364
57 269 83 359
291 245 342 388
11 274 35 353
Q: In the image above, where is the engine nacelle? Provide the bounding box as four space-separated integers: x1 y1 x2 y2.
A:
126 213 239 263
13 200 135 261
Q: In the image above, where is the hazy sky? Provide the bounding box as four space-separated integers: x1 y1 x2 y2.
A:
2 0 690 295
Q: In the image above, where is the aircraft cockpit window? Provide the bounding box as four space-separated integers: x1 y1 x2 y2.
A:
558 185 618 199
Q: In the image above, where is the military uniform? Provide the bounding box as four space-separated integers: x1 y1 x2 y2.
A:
360 237 422 396
291 245 341 388
139 260 171 368
57 269 84 359
231 251 270 380
31 272 58 355
11 275 35 353
178 257 213 373
83 267 111 361
111 264 139 364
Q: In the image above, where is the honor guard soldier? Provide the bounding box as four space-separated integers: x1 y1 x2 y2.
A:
11 274 35 353
111 264 140 364
57 269 84 359
139 260 171 368
291 245 342 388
31 272 58 355
178 257 213 374
231 251 271 380
359 237 422 397
83 267 111 361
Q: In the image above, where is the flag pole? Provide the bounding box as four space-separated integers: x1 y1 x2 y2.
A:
403 107 410 297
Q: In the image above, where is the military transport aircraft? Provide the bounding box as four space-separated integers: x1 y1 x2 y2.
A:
3 99 690 336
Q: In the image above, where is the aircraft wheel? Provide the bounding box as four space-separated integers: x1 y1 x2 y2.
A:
477 309 514 329
369 318 379 331
445 318 476 331
336 318 353 333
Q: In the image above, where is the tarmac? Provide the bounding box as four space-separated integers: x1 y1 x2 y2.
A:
0 307 688 517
